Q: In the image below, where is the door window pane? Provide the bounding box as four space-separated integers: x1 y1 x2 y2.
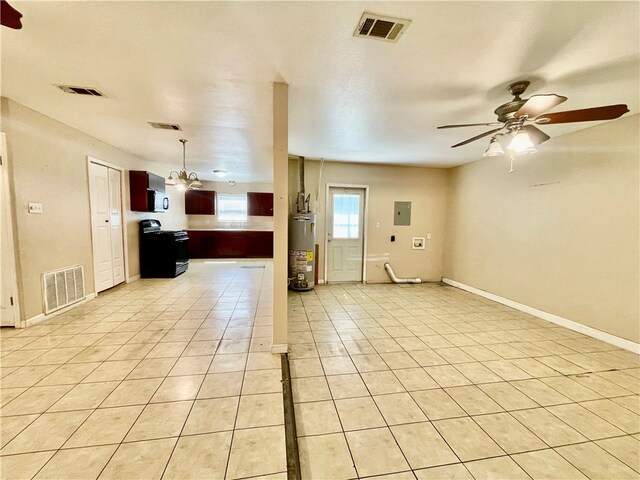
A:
333 194 360 239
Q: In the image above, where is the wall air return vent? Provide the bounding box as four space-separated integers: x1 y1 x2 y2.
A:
42 265 85 315
354 12 411 42
148 122 182 131
57 85 105 96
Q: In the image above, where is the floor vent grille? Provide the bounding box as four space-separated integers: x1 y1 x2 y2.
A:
354 12 411 42
43 266 85 314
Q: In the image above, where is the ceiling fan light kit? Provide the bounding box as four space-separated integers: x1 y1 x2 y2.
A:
509 130 536 154
483 137 505 157
167 139 203 191
438 80 629 169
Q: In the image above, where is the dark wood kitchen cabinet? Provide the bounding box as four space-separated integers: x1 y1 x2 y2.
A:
187 230 273 258
185 190 216 215
247 192 273 216
130 170 166 212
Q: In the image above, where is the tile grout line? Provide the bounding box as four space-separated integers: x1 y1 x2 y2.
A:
158 291 225 480
221 270 261 480
298 292 360 478
281 352 302 480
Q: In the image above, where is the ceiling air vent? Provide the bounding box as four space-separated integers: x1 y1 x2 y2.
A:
57 85 105 97
354 12 411 42
148 122 182 131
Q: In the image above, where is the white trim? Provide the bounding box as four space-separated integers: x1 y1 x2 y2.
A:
271 343 288 354
324 183 369 285
442 277 640 354
317 279 325 285
127 274 140 283
25 292 97 328
0 132 22 328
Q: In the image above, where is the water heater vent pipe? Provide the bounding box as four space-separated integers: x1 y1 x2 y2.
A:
384 262 422 284
297 156 308 213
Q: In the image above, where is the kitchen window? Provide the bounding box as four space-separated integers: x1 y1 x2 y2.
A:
217 193 248 222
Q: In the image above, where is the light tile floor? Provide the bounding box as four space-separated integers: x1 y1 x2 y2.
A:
288 282 640 479
0 260 286 480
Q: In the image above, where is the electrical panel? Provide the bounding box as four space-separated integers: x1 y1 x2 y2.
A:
394 201 411 226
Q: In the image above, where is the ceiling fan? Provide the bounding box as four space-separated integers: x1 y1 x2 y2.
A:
438 80 629 157
1 0 23 29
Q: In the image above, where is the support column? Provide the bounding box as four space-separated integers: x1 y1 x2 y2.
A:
272 82 288 353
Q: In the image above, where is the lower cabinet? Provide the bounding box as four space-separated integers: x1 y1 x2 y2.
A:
187 230 273 258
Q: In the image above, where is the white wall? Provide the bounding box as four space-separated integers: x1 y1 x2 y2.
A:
444 115 640 343
186 180 273 231
290 159 449 283
2 97 187 321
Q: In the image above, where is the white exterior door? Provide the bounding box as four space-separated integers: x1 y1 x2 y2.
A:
327 187 365 283
89 161 124 292
1 133 18 326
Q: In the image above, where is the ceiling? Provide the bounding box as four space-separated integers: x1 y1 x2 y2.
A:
2 1 638 182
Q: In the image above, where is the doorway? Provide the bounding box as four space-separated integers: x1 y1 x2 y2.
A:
0 133 20 327
88 158 125 293
325 185 368 283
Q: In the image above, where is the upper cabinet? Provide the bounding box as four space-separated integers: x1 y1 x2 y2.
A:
129 170 168 212
185 190 216 215
247 192 273 216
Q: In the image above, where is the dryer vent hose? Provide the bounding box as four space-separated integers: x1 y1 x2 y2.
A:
384 262 422 284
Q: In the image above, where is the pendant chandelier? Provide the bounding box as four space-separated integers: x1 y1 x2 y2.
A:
166 139 203 191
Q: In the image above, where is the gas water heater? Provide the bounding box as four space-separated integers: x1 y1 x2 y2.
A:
289 213 316 291
288 155 316 291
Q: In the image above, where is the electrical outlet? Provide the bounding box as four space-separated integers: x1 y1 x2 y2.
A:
427 233 432 240
28 203 43 214
376 222 380 228
412 237 425 249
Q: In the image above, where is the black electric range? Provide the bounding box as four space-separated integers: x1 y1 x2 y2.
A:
139 219 189 278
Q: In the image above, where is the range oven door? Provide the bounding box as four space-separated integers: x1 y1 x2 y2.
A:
174 234 189 276
175 235 189 264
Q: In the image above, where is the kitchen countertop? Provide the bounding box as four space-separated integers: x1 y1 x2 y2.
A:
186 228 274 232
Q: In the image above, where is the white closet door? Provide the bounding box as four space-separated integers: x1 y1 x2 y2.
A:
89 161 125 293
1 133 18 326
108 168 125 285
90 162 114 292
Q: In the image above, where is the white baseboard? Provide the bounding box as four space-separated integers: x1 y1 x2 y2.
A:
271 343 288 354
442 278 639 355
317 279 325 285
127 274 140 283
24 293 97 328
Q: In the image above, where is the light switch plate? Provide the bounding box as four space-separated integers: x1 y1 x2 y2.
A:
28 202 43 214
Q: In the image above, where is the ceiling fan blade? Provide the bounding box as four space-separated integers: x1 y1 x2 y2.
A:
451 127 504 148
438 122 503 129
521 125 550 145
534 104 629 125
1 0 23 29
515 94 567 119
